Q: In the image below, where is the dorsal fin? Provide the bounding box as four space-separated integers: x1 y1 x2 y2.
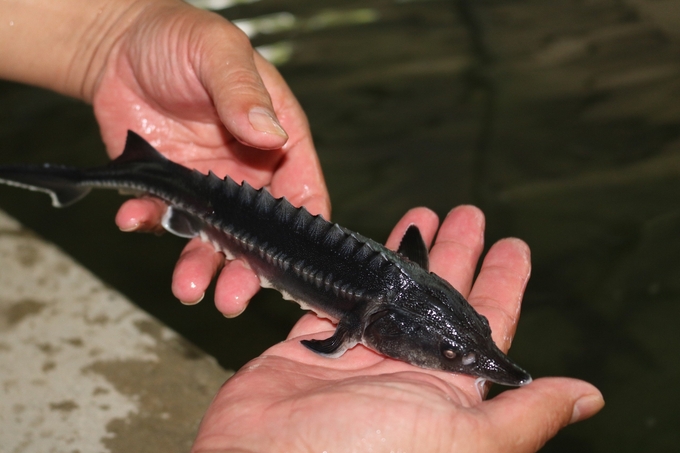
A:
112 131 168 165
397 225 429 270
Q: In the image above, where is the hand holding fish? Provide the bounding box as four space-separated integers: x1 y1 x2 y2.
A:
0 134 604 449
0 0 330 307
92 1 331 309
191 206 604 453
1 2 604 447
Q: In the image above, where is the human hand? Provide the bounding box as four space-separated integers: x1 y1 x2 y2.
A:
190 205 604 453
89 0 329 310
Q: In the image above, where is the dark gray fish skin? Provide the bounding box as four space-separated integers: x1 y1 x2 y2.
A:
0 131 531 386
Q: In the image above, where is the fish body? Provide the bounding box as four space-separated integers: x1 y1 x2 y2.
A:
0 131 531 386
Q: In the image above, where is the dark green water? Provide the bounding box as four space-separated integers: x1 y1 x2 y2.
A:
1 1 680 451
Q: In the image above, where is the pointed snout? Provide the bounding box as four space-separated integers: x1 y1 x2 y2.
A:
477 343 532 386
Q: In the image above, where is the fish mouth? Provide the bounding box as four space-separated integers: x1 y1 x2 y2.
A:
475 343 532 387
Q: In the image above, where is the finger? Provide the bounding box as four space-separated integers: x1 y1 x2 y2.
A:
467 238 530 350
171 238 224 304
384 207 439 251
428 205 486 297
268 133 330 218
286 313 336 340
255 54 331 218
214 259 261 317
196 20 288 149
115 197 166 232
481 378 604 453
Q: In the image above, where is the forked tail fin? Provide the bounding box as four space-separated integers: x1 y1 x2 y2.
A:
0 131 169 207
0 164 90 207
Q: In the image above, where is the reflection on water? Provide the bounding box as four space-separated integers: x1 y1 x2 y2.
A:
227 7 381 65
188 0 258 11
232 9 379 39
2 0 680 451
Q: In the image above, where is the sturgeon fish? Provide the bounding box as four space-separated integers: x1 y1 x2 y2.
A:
0 131 531 386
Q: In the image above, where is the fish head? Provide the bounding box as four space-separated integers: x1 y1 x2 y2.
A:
362 276 532 387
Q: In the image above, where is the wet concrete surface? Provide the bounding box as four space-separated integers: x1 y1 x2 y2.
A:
1 0 680 451
0 210 231 452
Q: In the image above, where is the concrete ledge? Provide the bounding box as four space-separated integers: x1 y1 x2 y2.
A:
0 209 232 453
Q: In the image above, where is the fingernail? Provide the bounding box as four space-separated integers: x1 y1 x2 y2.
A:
119 222 139 232
180 292 205 306
249 107 287 138
222 306 247 319
570 394 604 424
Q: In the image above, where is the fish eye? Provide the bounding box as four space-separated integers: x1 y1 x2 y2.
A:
441 344 457 359
443 349 456 359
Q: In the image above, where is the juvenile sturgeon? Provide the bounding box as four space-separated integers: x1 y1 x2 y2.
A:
0 131 531 386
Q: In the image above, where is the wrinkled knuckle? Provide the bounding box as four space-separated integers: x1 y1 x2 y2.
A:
224 67 268 100
226 24 253 49
439 238 481 257
225 66 259 88
215 21 254 56
472 297 517 329
192 15 253 58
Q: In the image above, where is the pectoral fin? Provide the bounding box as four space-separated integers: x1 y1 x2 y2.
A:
161 206 203 238
300 322 358 358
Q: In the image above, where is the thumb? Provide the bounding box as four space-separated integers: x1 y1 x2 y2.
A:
482 377 604 453
196 19 288 149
